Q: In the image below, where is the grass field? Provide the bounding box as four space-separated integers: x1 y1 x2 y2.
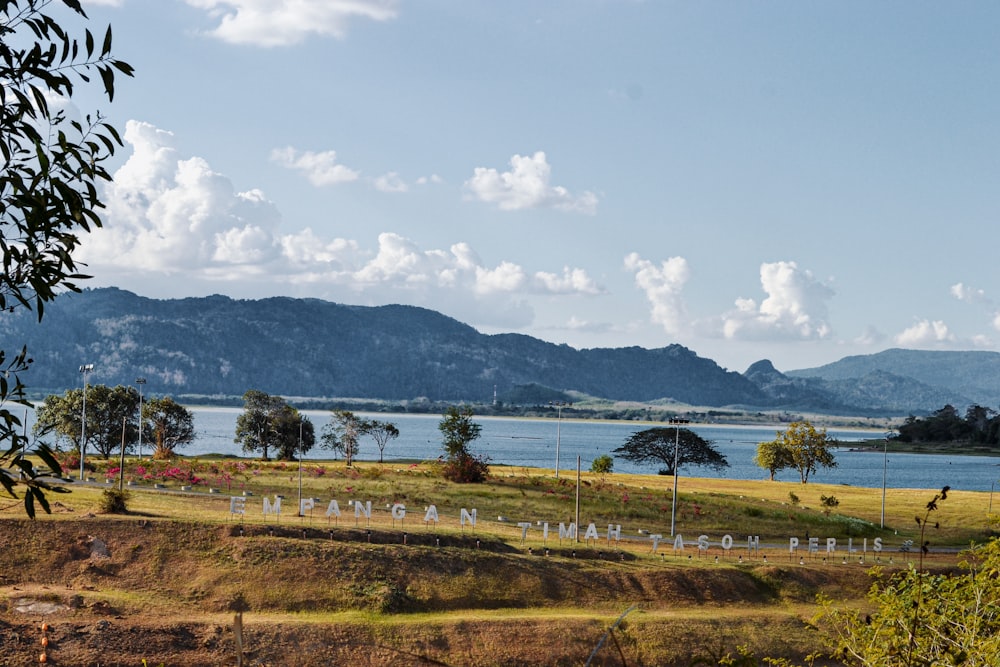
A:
0 455 993 666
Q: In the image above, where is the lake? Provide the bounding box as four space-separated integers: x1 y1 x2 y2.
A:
181 407 1000 492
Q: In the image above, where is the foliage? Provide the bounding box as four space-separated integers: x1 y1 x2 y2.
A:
142 396 194 459
755 421 837 484
234 390 311 461
590 454 614 475
320 410 364 466
819 494 839 514
788 491 799 505
612 427 728 476
438 406 489 482
0 0 132 516
897 404 1000 445
34 384 138 458
98 487 129 514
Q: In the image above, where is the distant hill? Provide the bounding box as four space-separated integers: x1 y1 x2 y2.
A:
2 288 994 416
787 349 1000 408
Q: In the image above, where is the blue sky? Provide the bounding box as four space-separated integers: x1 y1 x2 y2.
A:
67 1 1000 373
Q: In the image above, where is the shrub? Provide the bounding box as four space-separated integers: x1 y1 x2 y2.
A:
590 454 614 475
819 494 839 515
99 488 130 514
442 452 490 483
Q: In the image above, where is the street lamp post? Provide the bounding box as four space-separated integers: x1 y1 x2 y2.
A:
880 430 893 529
297 418 304 515
78 364 94 480
135 377 146 459
669 418 689 537
550 401 569 479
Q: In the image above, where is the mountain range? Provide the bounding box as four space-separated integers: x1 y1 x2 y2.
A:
2 287 998 416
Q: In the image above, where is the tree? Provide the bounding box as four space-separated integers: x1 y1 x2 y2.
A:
142 397 194 460
612 427 728 476
234 389 287 460
438 406 489 483
753 439 794 481
590 454 614 476
271 406 314 461
757 420 837 484
365 419 399 463
34 384 138 459
0 0 133 517
320 410 365 466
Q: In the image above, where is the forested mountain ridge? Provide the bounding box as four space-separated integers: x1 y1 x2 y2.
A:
1 288 993 415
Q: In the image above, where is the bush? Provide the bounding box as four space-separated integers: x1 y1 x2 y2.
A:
819 494 839 515
590 455 614 475
99 488 130 514
442 452 490 483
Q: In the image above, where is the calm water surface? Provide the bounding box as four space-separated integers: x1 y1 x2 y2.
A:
183 407 1000 492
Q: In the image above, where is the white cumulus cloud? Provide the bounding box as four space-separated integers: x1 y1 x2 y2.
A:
894 319 955 347
186 0 399 47
720 261 834 341
270 147 359 186
82 121 604 334
624 253 690 336
465 151 598 214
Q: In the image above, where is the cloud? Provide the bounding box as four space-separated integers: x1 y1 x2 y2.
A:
270 147 359 186
719 261 834 341
82 121 601 332
186 0 399 47
894 319 955 347
853 325 886 346
951 282 990 304
465 151 598 214
624 253 690 336
373 172 408 193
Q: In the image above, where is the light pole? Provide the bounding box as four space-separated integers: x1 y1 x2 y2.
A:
297 417 304 515
135 377 146 459
669 418 689 537
550 401 569 479
880 430 893 529
78 364 94 480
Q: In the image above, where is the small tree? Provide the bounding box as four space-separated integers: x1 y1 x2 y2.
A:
320 410 365 466
438 406 489 483
590 454 614 475
612 427 728 476
365 419 399 463
142 397 195 460
753 439 794 481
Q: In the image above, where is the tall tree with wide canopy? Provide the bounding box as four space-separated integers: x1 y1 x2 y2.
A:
234 389 288 460
613 427 728 476
271 406 314 461
142 397 195 460
0 0 133 517
34 384 138 458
